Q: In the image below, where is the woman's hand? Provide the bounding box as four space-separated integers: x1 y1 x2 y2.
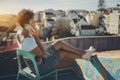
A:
29 28 39 38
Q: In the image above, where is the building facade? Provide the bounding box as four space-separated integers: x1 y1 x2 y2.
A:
85 11 103 27
104 9 120 34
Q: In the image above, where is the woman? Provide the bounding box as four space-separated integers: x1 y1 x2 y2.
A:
17 9 95 75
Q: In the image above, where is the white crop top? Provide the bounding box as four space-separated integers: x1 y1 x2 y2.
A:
21 37 37 57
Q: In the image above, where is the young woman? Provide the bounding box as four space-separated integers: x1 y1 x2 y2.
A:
17 9 95 75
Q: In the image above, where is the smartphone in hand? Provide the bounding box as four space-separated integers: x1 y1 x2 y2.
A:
25 24 32 31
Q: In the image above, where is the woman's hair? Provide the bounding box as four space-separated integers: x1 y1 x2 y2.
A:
17 9 34 28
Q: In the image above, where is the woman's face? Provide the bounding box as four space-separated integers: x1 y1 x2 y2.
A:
29 18 35 28
22 18 34 36
22 18 35 37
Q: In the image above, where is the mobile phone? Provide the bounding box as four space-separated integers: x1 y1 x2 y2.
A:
25 24 32 31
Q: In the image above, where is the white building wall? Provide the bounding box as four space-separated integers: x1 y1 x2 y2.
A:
109 12 120 34
34 11 43 22
85 11 103 27
104 10 120 34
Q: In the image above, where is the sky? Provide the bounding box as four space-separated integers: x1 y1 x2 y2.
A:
0 0 119 14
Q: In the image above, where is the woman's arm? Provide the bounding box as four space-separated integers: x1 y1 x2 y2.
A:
29 29 46 56
34 36 46 55
32 46 45 58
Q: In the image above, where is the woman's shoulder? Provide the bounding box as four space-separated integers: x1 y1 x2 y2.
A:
23 36 34 43
21 36 37 51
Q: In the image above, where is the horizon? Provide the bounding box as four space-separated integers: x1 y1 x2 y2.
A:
0 0 119 14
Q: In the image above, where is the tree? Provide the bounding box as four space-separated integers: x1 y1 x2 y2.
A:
98 0 106 9
55 17 74 38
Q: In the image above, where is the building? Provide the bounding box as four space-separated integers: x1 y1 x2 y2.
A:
34 11 43 22
85 11 103 27
66 10 79 19
104 9 120 34
43 9 56 27
56 10 66 17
